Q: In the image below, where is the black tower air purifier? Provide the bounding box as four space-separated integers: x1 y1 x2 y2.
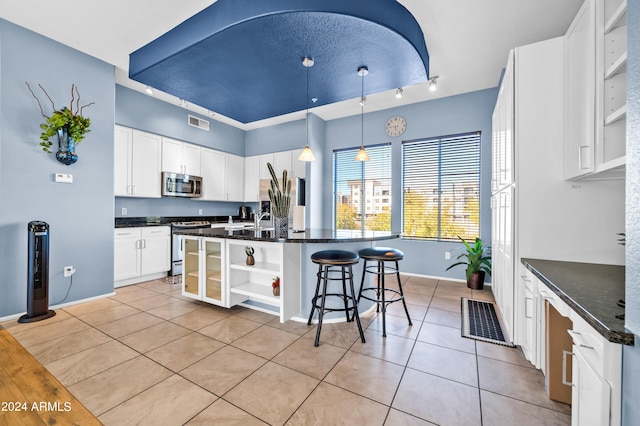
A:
18 221 56 323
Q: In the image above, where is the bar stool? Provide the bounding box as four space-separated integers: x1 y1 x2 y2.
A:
307 250 366 347
357 247 412 337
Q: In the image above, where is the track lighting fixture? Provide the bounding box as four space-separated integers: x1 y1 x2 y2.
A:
145 86 154 95
395 87 404 99
428 76 439 92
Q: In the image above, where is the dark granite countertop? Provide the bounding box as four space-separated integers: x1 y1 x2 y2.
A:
173 227 401 243
522 258 633 346
115 216 251 228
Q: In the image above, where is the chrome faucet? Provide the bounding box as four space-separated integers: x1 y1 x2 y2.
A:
253 211 270 228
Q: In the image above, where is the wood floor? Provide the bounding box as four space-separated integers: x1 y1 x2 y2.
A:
0 326 100 425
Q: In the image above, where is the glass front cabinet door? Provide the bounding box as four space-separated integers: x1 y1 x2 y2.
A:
182 237 225 306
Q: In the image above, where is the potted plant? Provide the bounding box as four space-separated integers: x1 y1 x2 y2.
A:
272 276 280 296
245 246 255 265
26 82 95 165
446 236 492 290
266 162 291 235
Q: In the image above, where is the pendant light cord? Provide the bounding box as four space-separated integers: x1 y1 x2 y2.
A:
306 61 310 145
361 70 364 148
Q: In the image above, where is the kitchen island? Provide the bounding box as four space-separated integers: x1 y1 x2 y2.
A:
173 227 400 322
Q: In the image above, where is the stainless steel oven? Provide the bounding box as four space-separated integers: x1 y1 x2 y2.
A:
170 221 211 276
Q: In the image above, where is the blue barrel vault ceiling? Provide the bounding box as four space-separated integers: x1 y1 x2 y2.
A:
129 0 429 123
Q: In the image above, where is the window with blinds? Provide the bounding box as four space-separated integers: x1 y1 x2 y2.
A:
334 144 392 231
402 132 481 241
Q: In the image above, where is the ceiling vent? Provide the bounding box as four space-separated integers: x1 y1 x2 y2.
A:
188 115 210 131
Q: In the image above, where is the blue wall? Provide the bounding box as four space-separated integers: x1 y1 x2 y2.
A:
323 89 497 280
623 0 640 423
0 19 115 317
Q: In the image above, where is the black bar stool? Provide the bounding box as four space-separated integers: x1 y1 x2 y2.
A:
357 247 412 337
307 250 366 347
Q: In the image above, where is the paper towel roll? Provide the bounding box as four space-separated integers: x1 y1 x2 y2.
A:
293 206 305 231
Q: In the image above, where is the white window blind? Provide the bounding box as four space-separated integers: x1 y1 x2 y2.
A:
402 132 481 241
334 144 392 231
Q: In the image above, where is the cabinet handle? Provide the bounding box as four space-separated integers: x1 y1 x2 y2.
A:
567 330 596 350
141 239 146 249
127 185 131 195
132 185 136 195
562 350 574 387
578 145 591 170
525 297 533 319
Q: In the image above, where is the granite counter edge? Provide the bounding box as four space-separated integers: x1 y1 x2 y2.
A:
522 259 634 346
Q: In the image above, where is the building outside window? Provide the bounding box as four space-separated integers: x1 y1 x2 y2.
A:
334 144 392 231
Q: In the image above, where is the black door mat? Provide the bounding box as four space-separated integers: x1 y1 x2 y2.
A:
461 298 514 347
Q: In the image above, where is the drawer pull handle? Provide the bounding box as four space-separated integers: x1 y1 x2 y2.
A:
562 350 574 387
567 330 596 350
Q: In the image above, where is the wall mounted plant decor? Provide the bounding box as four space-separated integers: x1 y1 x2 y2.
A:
26 82 95 165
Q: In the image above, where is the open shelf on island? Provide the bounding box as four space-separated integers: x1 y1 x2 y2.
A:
230 282 280 306
229 261 280 274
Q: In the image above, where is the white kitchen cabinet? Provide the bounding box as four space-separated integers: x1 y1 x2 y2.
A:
200 148 226 200
568 310 622 426
244 155 260 202
226 240 301 322
597 0 627 176
565 0 597 179
162 137 202 176
114 126 162 198
114 226 170 287
492 37 567 345
520 270 537 364
273 150 306 178
182 237 226 306
225 153 244 201
491 50 515 193
259 153 275 180
114 228 140 281
200 150 244 202
565 0 627 180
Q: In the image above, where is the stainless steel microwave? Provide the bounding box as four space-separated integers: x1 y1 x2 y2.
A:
161 172 202 198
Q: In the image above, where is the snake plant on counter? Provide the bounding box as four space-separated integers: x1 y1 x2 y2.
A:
267 162 291 218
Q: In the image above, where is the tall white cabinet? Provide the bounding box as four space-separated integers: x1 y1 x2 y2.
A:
492 33 625 346
492 37 567 343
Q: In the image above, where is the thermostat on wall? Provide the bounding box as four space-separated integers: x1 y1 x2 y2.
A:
54 173 73 184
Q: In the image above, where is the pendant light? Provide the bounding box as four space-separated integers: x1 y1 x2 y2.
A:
298 57 316 162
355 66 370 162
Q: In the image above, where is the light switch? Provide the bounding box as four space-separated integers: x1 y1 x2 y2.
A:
54 173 73 183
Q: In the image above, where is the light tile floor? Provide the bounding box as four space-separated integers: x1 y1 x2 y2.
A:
2 276 571 425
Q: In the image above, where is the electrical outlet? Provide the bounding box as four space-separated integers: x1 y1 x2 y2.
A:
121 207 128 216
64 266 75 277
445 251 451 260
198 209 203 215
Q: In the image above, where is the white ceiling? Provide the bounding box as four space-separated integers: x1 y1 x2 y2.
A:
0 0 583 130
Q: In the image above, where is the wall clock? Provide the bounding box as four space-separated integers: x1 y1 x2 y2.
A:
385 116 406 137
